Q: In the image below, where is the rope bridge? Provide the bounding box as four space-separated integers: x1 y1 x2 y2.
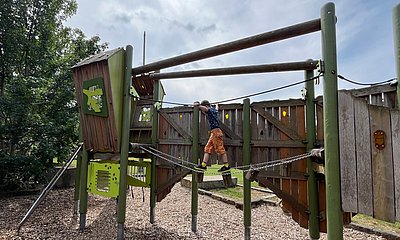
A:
140 146 323 176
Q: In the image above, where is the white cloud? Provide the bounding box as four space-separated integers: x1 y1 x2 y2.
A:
65 0 400 106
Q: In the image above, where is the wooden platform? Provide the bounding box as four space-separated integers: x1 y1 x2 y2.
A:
181 175 237 190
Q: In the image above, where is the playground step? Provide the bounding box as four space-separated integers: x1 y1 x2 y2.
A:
181 175 237 190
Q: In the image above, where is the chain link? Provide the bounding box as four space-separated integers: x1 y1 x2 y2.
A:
140 146 318 175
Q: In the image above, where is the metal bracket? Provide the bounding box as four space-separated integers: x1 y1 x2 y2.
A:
310 148 324 158
313 162 325 174
319 211 326 221
245 170 260 182
154 101 162 110
374 130 385 150
316 60 325 74
301 87 307 99
129 86 139 98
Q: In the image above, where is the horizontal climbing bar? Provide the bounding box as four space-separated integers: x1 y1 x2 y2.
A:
145 60 319 80
132 19 321 75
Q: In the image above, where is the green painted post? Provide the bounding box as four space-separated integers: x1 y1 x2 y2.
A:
78 143 89 230
243 98 251 240
191 106 199 232
305 67 320 239
74 152 82 214
150 79 160 224
73 127 83 215
321 3 343 239
393 4 400 109
117 45 133 240
73 151 82 215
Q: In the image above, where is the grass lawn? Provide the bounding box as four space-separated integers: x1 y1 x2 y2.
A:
352 214 400 235
203 164 259 186
203 164 268 201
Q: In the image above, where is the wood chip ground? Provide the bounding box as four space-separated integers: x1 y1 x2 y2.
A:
0 186 384 239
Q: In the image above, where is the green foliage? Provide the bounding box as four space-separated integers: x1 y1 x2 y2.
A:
0 152 47 191
0 0 108 190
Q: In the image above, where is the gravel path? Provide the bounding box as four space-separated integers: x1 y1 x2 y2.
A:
0 186 384 239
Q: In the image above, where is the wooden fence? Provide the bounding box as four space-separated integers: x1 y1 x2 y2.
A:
156 99 335 231
130 83 400 227
339 86 400 222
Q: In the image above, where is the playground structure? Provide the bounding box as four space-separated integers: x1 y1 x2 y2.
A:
17 2 400 240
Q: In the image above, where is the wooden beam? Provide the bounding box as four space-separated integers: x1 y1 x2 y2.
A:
251 99 305 108
218 121 241 140
251 140 305 148
157 169 191 194
148 61 319 79
259 171 308 180
257 177 309 218
158 139 192 145
348 84 397 98
132 19 321 75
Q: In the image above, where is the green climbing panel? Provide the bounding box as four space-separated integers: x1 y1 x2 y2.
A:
87 160 152 198
88 161 120 198
127 160 152 188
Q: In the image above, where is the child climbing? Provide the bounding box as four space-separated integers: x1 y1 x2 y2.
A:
193 100 230 172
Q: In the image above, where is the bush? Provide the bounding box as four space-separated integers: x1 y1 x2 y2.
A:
0 152 48 191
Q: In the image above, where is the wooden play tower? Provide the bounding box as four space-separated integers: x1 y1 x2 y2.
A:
66 2 400 240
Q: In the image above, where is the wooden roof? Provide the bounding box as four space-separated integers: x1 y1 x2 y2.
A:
72 48 123 69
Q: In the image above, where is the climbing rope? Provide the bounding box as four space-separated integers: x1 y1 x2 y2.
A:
338 75 396 86
212 74 321 105
140 146 323 175
132 74 397 107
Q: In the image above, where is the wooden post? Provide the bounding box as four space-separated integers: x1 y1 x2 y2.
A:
222 172 234 187
305 67 320 239
150 79 161 224
321 3 343 239
78 144 89 231
117 45 133 240
73 127 83 215
393 3 400 109
73 151 82 214
191 106 199 232
243 98 251 240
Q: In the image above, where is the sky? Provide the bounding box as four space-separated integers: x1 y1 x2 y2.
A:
65 0 400 106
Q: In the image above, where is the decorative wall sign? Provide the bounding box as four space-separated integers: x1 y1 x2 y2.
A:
82 77 108 117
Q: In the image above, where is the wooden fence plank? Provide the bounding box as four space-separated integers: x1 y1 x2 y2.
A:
354 97 373 216
159 111 192 140
316 102 324 144
279 106 293 220
384 92 396 108
370 93 383 106
370 105 395 222
318 179 327 233
349 84 396 98
253 107 302 141
391 110 400 221
338 91 358 213
295 105 308 228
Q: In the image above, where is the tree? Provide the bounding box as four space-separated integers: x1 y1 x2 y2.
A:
0 0 108 190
